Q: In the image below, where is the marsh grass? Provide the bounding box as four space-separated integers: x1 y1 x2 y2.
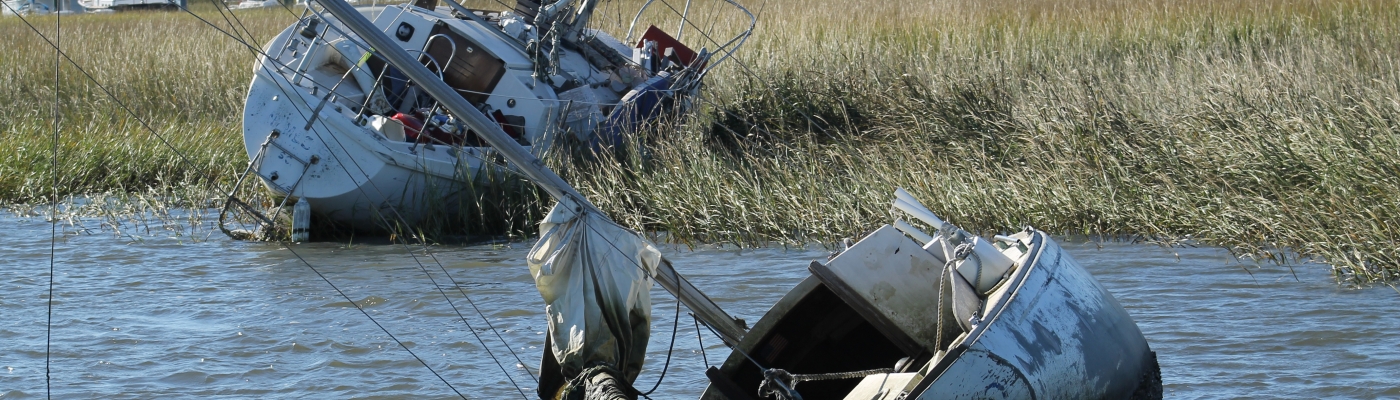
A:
573 0 1400 284
3 0 1399 283
0 5 296 205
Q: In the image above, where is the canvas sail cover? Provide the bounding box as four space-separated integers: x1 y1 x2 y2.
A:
528 202 659 382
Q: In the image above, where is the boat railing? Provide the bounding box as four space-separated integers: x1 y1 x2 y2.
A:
623 0 754 75
420 33 458 75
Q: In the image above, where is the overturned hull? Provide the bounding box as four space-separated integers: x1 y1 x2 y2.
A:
702 226 1159 400
908 230 1159 399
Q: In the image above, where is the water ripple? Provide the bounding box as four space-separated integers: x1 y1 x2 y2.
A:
2 213 1397 397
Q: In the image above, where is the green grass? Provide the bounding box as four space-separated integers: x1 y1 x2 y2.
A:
3 0 1399 283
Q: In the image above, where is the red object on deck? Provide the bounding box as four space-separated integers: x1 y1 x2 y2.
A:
391 112 424 141
637 25 701 68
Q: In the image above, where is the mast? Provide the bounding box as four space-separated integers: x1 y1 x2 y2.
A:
313 0 748 345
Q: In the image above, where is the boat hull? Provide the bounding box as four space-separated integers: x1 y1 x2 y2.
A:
908 231 1158 399
243 55 483 229
701 230 1159 399
241 12 504 230
238 4 691 231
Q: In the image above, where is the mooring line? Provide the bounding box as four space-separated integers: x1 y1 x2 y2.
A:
640 266 685 397
46 3 62 399
692 313 709 367
574 220 699 396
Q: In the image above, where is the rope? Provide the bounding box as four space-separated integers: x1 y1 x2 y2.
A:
938 241 974 350
692 313 708 367
558 363 641 400
936 258 949 358
45 3 61 399
954 242 981 290
639 263 685 397
759 368 895 400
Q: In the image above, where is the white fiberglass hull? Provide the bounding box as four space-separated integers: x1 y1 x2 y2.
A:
701 228 1158 399
244 51 483 228
240 3 707 231
241 8 516 230
907 231 1158 399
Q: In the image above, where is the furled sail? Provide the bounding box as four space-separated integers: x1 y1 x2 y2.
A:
528 202 659 386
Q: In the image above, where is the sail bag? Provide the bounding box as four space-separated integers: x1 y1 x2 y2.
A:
528 202 659 383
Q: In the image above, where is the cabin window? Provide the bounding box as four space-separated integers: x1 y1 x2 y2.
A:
424 22 507 105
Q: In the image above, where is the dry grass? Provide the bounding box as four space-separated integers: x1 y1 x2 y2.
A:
572 0 1400 284
3 0 1398 283
0 5 294 203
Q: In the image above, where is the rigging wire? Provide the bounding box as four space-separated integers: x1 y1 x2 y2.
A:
695 310 768 370
185 1 537 393
178 10 494 380
263 8 540 390
193 33 489 398
278 243 470 399
205 0 533 386
0 4 232 203
45 2 62 399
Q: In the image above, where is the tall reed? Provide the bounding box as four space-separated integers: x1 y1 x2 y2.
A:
3 0 1398 283
0 5 295 204
573 0 1400 284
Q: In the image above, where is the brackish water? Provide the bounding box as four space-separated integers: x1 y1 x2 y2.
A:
1 211 1397 398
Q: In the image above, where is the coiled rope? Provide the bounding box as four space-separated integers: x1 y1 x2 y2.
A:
758 368 897 400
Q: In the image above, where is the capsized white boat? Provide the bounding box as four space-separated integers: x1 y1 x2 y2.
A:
231 0 747 232
701 189 1161 400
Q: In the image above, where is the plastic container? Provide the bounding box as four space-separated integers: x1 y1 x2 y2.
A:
292 197 311 242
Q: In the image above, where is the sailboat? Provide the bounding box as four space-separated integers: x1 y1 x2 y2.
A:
307 0 1159 397
301 0 744 396
229 0 750 232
